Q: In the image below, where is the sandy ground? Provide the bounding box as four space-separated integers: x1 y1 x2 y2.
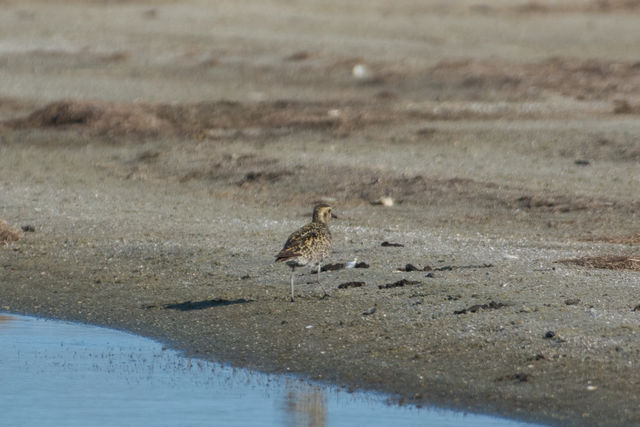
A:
1 1 640 425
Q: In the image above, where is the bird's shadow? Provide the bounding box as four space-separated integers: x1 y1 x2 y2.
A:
163 298 252 311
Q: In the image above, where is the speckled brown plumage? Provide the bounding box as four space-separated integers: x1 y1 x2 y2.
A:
276 203 335 301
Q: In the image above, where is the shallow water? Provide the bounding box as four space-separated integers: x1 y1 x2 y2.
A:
0 313 541 426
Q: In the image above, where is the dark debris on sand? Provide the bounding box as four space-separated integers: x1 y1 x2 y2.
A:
338 281 366 289
379 279 422 289
454 300 507 315
381 241 404 247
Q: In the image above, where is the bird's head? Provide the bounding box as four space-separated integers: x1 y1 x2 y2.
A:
312 203 337 224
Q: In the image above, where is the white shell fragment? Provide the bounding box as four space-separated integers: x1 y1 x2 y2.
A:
371 197 394 207
352 64 371 79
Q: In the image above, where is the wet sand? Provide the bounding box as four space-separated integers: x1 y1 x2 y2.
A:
1 1 639 425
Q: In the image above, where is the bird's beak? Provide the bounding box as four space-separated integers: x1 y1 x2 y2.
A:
331 212 338 219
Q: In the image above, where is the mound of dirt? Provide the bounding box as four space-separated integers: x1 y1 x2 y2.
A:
6 100 172 138
513 0 640 13
429 57 640 102
512 194 615 212
4 100 396 140
583 233 640 245
558 255 640 271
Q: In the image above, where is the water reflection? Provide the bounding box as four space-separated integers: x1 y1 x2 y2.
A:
283 381 327 427
0 313 543 427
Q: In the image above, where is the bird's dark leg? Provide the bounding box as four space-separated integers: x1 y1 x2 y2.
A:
290 266 296 302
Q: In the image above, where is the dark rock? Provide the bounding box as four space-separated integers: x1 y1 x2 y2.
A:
527 354 546 361
362 306 377 315
286 50 311 61
434 264 492 271
381 241 404 247
164 298 251 311
496 373 530 383
379 279 421 289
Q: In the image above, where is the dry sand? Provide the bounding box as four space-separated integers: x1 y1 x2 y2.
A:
1 1 639 425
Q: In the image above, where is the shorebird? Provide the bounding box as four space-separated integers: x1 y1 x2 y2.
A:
275 203 336 301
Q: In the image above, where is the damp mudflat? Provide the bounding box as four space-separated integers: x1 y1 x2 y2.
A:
0 313 538 427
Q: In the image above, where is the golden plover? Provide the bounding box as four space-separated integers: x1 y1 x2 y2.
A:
275 203 336 301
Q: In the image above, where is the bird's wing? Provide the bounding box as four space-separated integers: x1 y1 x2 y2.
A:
275 224 322 262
